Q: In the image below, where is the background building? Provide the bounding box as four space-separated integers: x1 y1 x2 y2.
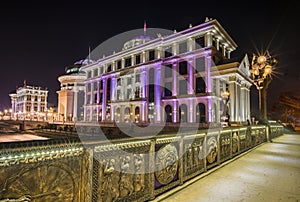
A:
9 82 48 121
57 60 86 122
81 19 252 124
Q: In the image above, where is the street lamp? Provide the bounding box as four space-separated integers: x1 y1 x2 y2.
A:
250 52 277 120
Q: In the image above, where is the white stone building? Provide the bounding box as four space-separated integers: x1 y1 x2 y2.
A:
80 19 252 124
57 60 86 122
9 82 48 121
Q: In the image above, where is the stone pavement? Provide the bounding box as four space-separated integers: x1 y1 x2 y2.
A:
154 134 300 202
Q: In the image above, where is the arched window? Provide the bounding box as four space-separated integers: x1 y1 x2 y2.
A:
124 107 130 122
135 106 140 123
165 105 172 123
196 103 206 123
179 104 188 123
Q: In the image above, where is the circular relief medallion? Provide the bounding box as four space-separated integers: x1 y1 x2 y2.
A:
155 144 178 185
206 137 218 164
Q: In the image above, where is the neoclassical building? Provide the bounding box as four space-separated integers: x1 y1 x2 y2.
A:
57 60 86 122
9 82 48 121
81 19 252 124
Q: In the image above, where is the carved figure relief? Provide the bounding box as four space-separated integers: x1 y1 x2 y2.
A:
101 159 119 202
232 132 238 154
206 137 218 164
133 154 144 192
155 144 178 185
119 156 133 197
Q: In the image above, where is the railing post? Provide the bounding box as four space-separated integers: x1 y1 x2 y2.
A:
149 138 156 200
217 130 221 165
266 125 271 142
179 135 184 185
203 132 207 172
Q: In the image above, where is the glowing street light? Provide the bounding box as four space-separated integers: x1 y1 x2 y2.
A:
251 52 277 120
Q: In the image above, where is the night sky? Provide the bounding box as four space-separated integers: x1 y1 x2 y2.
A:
0 0 299 117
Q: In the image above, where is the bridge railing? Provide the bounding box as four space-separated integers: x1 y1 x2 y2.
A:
0 124 284 202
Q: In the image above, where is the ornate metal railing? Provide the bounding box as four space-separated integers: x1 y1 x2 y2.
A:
0 124 283 202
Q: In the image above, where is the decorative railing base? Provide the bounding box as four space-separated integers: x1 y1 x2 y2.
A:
0 124 284 202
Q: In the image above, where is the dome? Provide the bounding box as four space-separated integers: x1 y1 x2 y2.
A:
65 60 87 75
123 35 153 50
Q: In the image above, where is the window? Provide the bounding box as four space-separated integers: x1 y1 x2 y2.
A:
135 74 140 83
117 60 122 70
179 61 188 75
106 78 111 101
125 58 131 67
179 80 187 95
195 36 205 48
127 77 132 85
196 57 205 72
164 64 173 78
212 38 217 48
107 64 112 72
135 87 140 98
164 46 173 58
87 71 92 78
135 54 141 64
99 93 103 103
164 82 172 97
93 69 98 77
179 41 187 54
117 78 121 86
127 88 131 100
149 50 155 61
100 80 103 90
196 77 206 93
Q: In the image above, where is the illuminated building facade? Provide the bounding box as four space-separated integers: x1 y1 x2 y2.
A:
9 83 48 121
57 60 86 122
81 19 252 124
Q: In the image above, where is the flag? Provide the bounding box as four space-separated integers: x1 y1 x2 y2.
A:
144 21 147 34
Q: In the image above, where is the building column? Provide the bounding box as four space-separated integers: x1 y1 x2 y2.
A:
141 69 147 98
141 102 147 122
173 63 178 96
173 101 179 123
189 99 194 123
205 32 213 47
142 51 146 63
187 37 194 52
154 65 162 122
236 82 240 122
37 97 41 112
73 90 78 121
188 59 194 95
111 77 116 101
102 78 107 121
229 77 236 122
111 105 115 121
247 87 251 121
206 56 213 122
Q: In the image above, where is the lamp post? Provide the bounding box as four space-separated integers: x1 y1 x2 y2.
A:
250 52 277 120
